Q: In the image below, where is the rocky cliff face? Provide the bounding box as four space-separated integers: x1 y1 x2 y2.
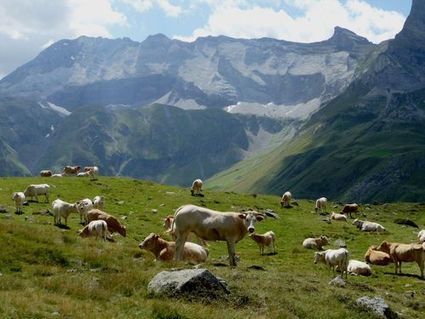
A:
0 28 374 118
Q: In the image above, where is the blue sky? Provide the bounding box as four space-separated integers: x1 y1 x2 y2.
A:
0 0 413 78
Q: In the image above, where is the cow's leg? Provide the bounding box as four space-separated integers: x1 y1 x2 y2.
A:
174 232 188 261
227 241 237 266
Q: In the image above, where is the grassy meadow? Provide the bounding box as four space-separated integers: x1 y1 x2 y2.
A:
0 176 424 318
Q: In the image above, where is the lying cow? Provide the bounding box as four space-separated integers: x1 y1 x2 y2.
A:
302 236 329 250
139 233 208 263
376 241 425 278
249 231 276 255
63 165 81 175
347 259 372 276
353 219 385 232
364 245 392 266
24 184 50 202
173 204 278 266
340 203 359 218
331 212 347 222
87 209 126 237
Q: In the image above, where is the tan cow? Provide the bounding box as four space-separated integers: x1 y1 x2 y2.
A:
364 245 392 266
40 170 52 177
173 204 278 266
63 165 81 175
331 212 347 222
163 215 207 246
280 191 292 208
79 220 108 240
302 236 329 250
376 241 425 278
87 209 126 237
139 233 208 263
340 203 359 218
249 231 276 255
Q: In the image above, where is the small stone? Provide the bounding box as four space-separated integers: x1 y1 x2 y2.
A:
329 275 346 287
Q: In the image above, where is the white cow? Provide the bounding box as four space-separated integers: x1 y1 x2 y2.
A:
315 197 327 214
353 219 385 232
93 196 105 209
331 212 347 222
191 179 203 196
12 192 25 213
79 220 108 240
280 191 292 208
418 230 425 244
314 248 349 278
347 259 372 276
52 199 79 226
173 204 277 266
24 184 50 202
76 198 93 224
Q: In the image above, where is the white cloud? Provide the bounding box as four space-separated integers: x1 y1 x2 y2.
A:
175 0 406 44
0 0 127 77
120 0 182 17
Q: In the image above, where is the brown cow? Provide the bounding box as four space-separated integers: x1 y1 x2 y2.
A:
249 231 276 255
40 170 52 177
376 241 425 278
364 245 392 266
87 209 126 237
340 203 359 218
63 165 81 175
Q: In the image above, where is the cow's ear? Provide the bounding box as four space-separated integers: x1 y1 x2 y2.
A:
238 213 246 219
256 215 265 221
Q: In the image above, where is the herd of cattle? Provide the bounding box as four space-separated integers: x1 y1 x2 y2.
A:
8 176 425 279
39 166 99 179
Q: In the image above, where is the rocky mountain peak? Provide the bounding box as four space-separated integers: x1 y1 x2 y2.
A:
327 26 370 50
393 0 425 49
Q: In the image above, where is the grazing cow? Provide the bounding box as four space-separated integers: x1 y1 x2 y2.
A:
364 245 392 266
315 197 327 214
331 212 347 222
249 231 276 255
340 203 359 218
63 165 81 175
347 259 372 276
173 204 278 266
87 209 126 237
139 233 208 263
12 192 25 213
52 199 78 226
92 196 105 209
76 198 93 224
314 248 349 278
24 184 50 202
418 230 425 244
302 236 329 250
190 179 203 196
280 191 292 208
40 170 52 177
353 219 385 232
79 220 108 240
376 241 425 278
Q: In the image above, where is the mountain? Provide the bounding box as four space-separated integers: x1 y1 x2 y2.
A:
0 28 374 118
208 0 425 202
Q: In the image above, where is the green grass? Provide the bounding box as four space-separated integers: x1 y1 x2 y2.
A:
0 177 424 318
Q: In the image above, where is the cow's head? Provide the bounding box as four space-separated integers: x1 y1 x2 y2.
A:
163 215 174 229
314 251 326 264
238 211 264 234
139 233 159 250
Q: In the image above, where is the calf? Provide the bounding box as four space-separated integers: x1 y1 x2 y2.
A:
314 248 349 278
76 198 93 224
12 192 25 213
139 233 208 263
79 220 108 240
376 241 425 278
173 204 278 266
249 231 276 255
302 236 329 250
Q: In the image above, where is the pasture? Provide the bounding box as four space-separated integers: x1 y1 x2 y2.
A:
0 177 424 318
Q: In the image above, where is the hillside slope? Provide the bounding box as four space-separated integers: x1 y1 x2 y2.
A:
208 0 425 202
